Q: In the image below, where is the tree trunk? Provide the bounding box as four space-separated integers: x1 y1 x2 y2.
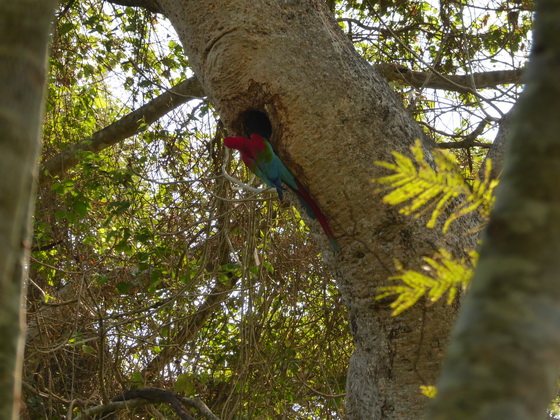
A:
426 1 560 418
483 109 513 179
154 0 477 417
0 1 57 418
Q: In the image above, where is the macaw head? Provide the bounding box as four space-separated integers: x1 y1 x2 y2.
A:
224 134 267 164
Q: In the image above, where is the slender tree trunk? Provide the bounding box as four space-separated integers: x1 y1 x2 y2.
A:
0 1 57 418
483 109 512 179
426 1 560 418
154 0 477 417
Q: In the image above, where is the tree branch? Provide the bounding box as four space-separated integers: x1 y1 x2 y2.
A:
180 397 220 420
375 63 524 94
437 118 492 149
39 76 204 187
105 0 163 14
111 388 194 420
482 110 513 179
73 398 149 419
72 388 219 420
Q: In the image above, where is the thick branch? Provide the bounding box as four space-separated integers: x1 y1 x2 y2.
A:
111 388 194 420
73 388 219 420
73 398 149 419
180 397 220 420
427 1 560 418
39 76 204 187
105 0 163 14
375 63 524 93
0 1 57 418
482 110 513 179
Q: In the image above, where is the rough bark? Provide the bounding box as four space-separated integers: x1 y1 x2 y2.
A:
483 109 513 179
153 1 477 418
0 0 57 418
426 1 560 418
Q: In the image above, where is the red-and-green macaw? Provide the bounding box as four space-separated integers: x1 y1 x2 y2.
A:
224 133 339 252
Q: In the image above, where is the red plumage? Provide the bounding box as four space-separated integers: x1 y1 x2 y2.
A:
291 179 339 252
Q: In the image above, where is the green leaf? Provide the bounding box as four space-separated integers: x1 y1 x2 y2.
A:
73 200 90 217
108 200 131 215
262 261 274 274
95 274 108 286
55 210 67 220
51 179 75 195
81 345 96 355
376 249 476 316
115 239 132 254
420 385 437 398
174 373 196 396
130 372 143 388
373 140 497 232
58 22 75 36
115 281 131 294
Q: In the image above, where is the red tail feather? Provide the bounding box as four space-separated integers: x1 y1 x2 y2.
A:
291 179 339 252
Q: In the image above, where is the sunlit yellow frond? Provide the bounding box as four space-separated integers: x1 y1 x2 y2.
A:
375 249 476 316
373 139 497 232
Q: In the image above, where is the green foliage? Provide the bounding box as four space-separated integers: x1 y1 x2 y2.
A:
376 249 477 316
373 140 495 316
550 395 560 418
374 139 498 233
26 0 534 417
31 5 350 418
174 373 196 395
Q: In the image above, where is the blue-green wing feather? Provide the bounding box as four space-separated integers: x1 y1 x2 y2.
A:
254 140 296 200
254 140 314 217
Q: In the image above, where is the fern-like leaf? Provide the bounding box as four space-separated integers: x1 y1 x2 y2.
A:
374 139 497 232
376 249 476 316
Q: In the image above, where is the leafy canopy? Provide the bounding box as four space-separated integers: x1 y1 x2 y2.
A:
26 0 532 418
